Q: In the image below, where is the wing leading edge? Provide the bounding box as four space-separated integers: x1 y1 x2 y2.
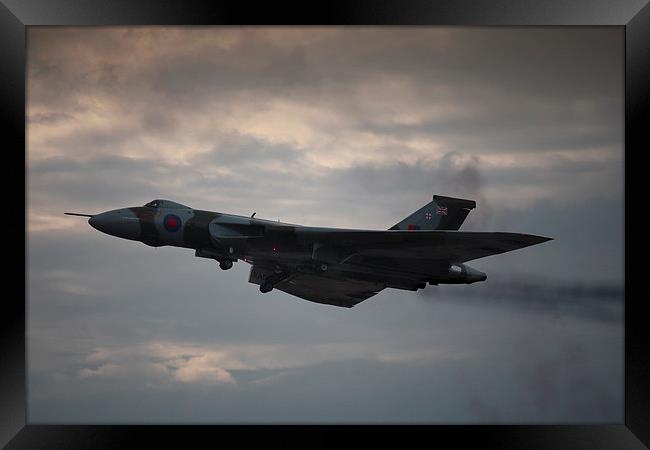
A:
298 229 552 264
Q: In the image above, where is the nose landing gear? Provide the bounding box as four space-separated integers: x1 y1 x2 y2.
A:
195 249 236 270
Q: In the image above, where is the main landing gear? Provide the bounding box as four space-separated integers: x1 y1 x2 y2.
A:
259 272 289 293
219 259 234 270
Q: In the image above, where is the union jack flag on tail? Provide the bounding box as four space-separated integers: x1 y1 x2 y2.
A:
388 194 476 231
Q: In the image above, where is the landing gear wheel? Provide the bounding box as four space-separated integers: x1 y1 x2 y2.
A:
260 282 274 293
219 259 233 270
319 263 328 272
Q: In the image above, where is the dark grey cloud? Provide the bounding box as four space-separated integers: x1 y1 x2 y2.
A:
27 28 622 160
193 132 307 172
358 97 622 154
27 112 74 125
28 246 622 423
29 353 621 423
29 155 182 209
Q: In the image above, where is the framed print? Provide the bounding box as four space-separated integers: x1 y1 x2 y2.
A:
2 0 648 448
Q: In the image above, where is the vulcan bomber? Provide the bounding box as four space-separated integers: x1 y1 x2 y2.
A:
66 195 551 308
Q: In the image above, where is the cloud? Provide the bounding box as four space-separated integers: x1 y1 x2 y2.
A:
26 26 623 423
29 320 622 423
27 27 622 170
27 112 75 125
70 339 466 389
79 363 123 379
26 26 622 230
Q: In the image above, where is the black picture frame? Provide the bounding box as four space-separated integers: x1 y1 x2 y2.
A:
2 0 648 448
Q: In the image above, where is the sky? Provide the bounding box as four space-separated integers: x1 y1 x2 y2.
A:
26 27 624 423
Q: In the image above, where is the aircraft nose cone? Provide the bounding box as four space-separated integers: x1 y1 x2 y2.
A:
88 214 103 231
88 215 99 229
88 209 140 240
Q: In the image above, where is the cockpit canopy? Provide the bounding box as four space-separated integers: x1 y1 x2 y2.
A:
144 199 191 209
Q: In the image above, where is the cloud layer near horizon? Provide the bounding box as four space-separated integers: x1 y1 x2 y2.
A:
27 27 623 423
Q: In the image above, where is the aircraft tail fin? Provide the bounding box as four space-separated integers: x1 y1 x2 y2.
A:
389 195 476 231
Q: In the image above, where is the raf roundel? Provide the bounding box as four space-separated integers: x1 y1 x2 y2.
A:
163 214 182 232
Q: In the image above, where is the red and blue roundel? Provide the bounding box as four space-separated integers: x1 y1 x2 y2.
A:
163 214 182 232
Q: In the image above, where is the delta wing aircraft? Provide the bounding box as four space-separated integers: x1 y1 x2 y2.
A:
66 195 551 308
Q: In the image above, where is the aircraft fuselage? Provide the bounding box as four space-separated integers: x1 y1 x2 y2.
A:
68 196 550 307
